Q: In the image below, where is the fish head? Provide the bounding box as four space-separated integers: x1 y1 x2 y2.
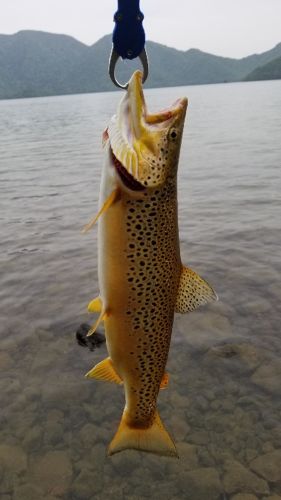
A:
108 70 188 191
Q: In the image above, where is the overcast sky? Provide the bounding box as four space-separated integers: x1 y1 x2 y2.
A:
0 0 281 58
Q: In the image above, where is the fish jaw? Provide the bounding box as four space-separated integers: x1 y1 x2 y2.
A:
108 70 188 190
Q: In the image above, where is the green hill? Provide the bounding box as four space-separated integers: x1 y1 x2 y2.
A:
244 56 281 81
0 31 281 100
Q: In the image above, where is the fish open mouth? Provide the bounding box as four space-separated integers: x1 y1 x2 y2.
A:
111 148 145 192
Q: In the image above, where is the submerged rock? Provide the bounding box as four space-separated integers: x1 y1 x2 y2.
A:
76 323 105 351
43 421 64 446
0 444 27 474
71 470 103 499
250 450 281 483
30 450 73 496
262 496 281 500
178 467 222 499
22 426 42 452
170 413 191 439
205 342 262 373
13 483 44 500
174 442 199 471
0 352 13 371
223 460 269 496
231 494 258 500
251 360 281 395
78 423 99 449
188 430 209 446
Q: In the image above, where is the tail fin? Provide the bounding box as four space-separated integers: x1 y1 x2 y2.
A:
108 410 178 458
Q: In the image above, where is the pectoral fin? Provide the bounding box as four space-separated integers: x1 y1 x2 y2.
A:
175 266 218 313
87 296 102 313
82 188 119 234
85 357 123 385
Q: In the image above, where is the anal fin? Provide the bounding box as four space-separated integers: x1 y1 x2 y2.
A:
175 266 218 313
85 357 123 385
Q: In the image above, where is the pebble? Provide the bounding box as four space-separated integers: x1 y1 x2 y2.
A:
78 423 100 449
188 430 209 445
244 298 272 314
24 386 41 401
205 342 261 373
0 444 27 474
168 442 199 473
29 450 73 496
197 447 215 467
251 360 281 394
71 470 103 499
170 392 189 409
47 409 64 423
245 448 258 463
170 413 191 439
178 467 222 499
0 471 13 495
261 441 275 453
111 450 140 475
90 443 107 473
262 496 281 500
223 460 269 496
43 421 64 446
0 352 13 371
13 483 44 500
23 426 42 452
196 395 209 412
150 481 180 500
250 450 281 483
231 494 258 500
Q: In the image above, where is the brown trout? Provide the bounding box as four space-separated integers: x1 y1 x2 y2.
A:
84 71 217 457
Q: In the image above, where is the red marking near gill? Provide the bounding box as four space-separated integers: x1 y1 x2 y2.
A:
102 128 109 147
111 149 145 192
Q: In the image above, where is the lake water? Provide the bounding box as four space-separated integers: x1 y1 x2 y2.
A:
0 80 281 499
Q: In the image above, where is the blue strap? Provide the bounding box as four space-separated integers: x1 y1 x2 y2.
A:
113 0 145 60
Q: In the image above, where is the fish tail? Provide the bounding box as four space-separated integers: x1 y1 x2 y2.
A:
108 410 178 458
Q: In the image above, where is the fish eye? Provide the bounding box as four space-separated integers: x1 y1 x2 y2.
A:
169 128 178 140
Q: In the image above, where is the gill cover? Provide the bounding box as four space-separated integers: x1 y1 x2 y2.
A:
108 70 187 188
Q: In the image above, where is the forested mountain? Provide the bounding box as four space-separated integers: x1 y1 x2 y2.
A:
244 56 281 81
0 31 280 99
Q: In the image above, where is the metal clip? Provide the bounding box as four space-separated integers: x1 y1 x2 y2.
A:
109 47 149 90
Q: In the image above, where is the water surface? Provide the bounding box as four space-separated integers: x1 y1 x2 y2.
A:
0 80 281 499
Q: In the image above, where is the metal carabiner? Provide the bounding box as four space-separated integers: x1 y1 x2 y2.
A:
109 47 149 90
109 0 149 90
